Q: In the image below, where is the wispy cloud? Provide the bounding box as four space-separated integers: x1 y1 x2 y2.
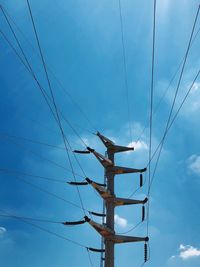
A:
187 154 200 176
114 214 128 228
0 227 7 236
190 82 200 94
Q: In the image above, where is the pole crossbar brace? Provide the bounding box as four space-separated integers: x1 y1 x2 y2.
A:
85 216 148 244
86 178 148 206
97 132 134 153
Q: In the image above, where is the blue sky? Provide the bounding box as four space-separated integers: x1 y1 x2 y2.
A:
0 0 200 266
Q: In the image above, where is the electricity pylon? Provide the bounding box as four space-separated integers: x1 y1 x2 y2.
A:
84 132 148 267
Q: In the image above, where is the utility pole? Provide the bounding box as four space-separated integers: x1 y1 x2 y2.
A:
105 148 115 267
84 132 148 267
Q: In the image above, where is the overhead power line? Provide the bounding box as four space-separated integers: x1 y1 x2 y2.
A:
0 213 63 224
149 67 200 190
1 173 88 212
0 209 86 247
147 5 200 170
0 7 91 186
26 0 87 216
0 3 98 134
0 168 68 183
0 134 84 178
0 8 89 180
146 0 157 243
0 132 66 150
135 22 200 147
0 25 94 220
145 6 200 266
118 0 133 143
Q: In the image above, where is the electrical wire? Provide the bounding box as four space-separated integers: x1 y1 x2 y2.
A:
0 15 89 183
147 5 200 169
127 172 147 199
87 248 96 267
146 0 157 239
0 7 91 216
0 213 62 224
0 208 86 248
0 17 91 218
116 220 143 235
0 132 65 150
26 0 87 216
0 209 100 267
149 68 200 190
0 27 88 179
0 134 84 178
0 6 88 152
0 4 98 134
1 174 88 212
134 24 200 147
118 0 133 143
145 6 200 265
0 168 68 183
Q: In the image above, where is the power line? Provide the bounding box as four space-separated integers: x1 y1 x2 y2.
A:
147 5 200 169
135 25 200 147
116 220 143 235
0 168 68 183
0 8 88 153
0 4 98 134
0 134 84 178
144 6 200 264
0 208 86 248
26 0 87 216
0 209 101 267
118 0 133 143
0 13 89 183
0 6 90 214
0 17 91 182
0 132 66 150
146 0 157 239
1 173 88 212
0 213 62 224
1 174 88 213
149 68 200 190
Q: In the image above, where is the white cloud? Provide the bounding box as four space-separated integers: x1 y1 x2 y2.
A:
187 154 200 176
128 140 148 151
179 244 200 260
114 214 128 228
0 227 6 235
169 244 200 261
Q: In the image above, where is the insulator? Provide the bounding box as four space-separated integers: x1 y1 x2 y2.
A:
67 181 88 186
142 205 145 221
140 173 143 187
87 147 95 153
95 181 106 187
89 211 106 217
62 220 86 225
85 177 106 187
73 150 90 154
88 247 105 253
144 243 148 262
